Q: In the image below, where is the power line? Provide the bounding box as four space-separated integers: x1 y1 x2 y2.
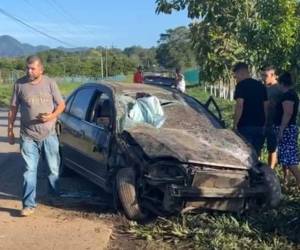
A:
22 0 81 46
0 7 75 47
48 0 78 24
47 0 97 38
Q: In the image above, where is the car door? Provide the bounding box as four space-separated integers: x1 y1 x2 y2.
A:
59 87 99 178
79 90 113 181
59 86 113 187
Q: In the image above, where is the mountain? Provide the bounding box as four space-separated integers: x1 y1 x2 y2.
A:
0 35 50 57
0 35 90 57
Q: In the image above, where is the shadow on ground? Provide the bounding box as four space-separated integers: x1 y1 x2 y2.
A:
0 152 117 218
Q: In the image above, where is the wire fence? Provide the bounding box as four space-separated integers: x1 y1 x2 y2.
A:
54 74 127 84
0 70 24 84
0 69 199 86
0 70 127 85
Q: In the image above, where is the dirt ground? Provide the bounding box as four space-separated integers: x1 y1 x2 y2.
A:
0 108 118 250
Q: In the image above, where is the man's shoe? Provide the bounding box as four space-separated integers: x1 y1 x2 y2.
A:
20 207 35 217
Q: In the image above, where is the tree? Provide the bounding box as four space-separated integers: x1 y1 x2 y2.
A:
251 0 299 70
156 26 196 69
156 0 300 97
123 46 158 71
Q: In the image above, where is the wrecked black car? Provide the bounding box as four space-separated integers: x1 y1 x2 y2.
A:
57 82 281 220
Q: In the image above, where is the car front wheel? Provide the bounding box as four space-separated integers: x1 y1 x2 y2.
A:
116 168 146 221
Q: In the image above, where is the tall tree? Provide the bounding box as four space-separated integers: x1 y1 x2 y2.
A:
156 26 196 69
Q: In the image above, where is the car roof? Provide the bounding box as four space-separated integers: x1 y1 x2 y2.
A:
83 81 173 96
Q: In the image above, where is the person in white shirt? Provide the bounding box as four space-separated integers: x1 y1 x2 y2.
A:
175 68 186 93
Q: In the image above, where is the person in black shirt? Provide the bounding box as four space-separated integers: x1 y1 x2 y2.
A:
274 72 300 186
233 62 268 156
261 66 282 169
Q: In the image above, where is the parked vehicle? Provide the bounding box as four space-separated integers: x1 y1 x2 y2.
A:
57 82 281 220
143 73 175 87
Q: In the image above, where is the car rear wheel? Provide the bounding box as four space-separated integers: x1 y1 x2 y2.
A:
261 165 282 207
116 167 146 221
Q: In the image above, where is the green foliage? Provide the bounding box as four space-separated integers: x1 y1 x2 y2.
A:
253 0 300 70
156 26 197 69
37 48 138 77
124 46 158 70
0 47 157 79
129 203 299 249
156 0 300 85
0 84 13 107
0 58 25 71
0 27 192 78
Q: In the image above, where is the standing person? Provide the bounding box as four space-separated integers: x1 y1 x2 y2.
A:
7 55 65 216
261 66 282 169
274 72 300 186
233 62 268 156
133 66 144 84
175 67 186 93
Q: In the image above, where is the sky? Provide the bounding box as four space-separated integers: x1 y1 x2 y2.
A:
0 0 191 49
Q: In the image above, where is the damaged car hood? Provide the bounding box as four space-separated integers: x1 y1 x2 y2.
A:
122 99 258 169
125 126 255 169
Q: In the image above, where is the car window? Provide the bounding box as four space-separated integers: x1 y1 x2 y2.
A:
69 88 95 120
89 92 112 128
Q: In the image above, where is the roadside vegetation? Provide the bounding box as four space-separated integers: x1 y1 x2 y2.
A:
0 84 12 107
58 82 81 97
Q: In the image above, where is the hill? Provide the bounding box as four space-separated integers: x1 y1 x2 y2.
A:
0 35 89 57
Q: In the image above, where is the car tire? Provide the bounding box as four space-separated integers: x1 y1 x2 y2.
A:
116 167 145 221
261 165 282 208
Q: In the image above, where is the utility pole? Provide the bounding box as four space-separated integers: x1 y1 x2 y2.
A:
105 47 108 78
100 50 104 79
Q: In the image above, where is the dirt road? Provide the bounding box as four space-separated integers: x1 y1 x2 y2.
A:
0 109 114 250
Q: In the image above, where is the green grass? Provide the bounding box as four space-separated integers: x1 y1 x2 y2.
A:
129 185 299 249
187 86 234 127
124 73 134 83
128 86 300 250
58 82 81 97
0 84 13 108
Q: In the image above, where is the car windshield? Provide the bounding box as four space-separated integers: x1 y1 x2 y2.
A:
116 91 222 131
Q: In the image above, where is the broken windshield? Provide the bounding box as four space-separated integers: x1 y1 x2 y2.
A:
116 91 221 131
